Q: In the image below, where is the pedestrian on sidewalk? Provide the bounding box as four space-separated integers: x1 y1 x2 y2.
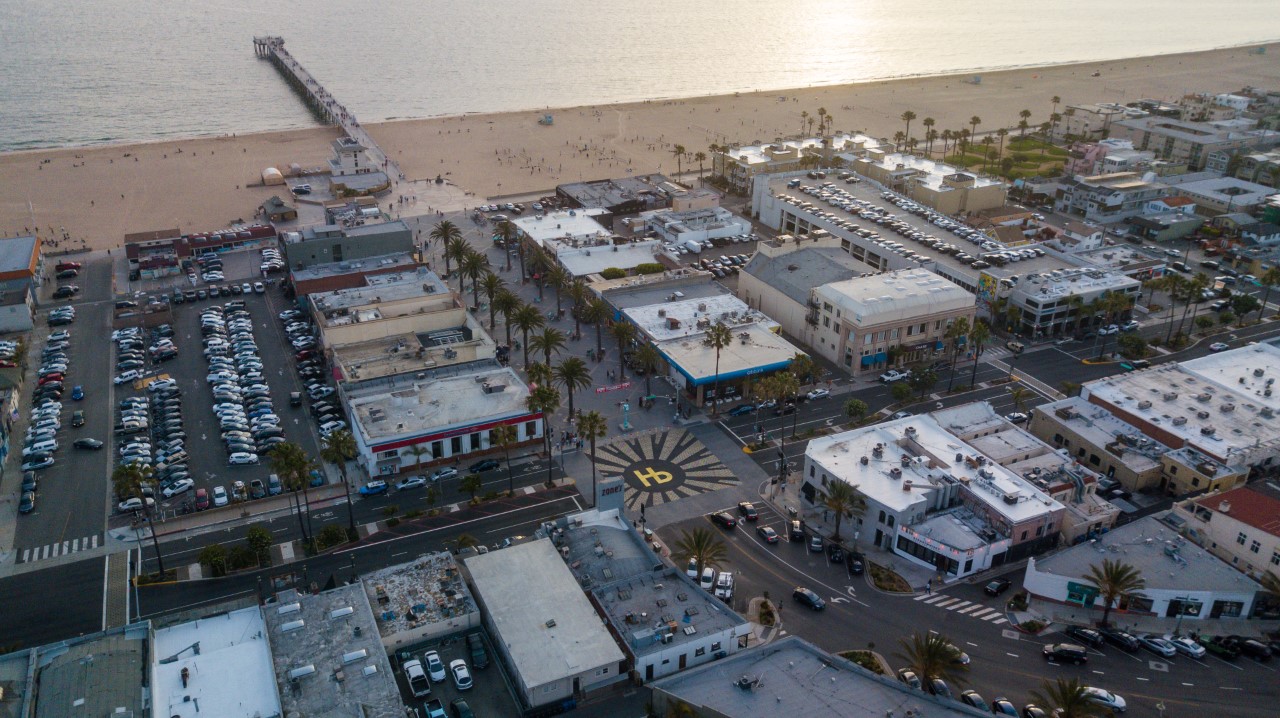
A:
926 580 932 595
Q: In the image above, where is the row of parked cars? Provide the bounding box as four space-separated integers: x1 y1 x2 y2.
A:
17 328 85 513
202 301 287 464
1048 624 1275 662
402 636 490 717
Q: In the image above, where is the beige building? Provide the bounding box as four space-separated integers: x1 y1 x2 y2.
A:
849 151 1006 214
714 133 884 193
1111 116 1280 171
1027 397 1163 493
1172 485 1280 583
737 239 869 346
1057 103 1133 140
807 268 975 375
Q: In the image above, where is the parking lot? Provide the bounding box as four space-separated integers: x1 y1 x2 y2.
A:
393 631 521 717
108 249 329 523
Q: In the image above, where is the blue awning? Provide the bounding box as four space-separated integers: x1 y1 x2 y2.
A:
874 351 888 363
934 341 944 351
957 336 967 347
861 355 875 367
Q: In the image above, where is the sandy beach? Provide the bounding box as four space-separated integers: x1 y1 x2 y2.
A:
4 42 1280 251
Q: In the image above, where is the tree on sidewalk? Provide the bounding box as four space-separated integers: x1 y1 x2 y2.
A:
113 463 166 577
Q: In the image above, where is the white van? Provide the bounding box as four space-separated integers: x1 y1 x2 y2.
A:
25 439 59 455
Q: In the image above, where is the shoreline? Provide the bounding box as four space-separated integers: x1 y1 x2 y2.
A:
4 41 1280 252
4 39 1277 156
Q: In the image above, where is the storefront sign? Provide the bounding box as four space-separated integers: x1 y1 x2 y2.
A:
595 381 632 394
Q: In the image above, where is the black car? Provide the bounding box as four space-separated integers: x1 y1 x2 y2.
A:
792 586 825 611
984 578 1012 596
1096 626 1140 652
468 459 500 473
73 438 104 450
846 551 865 575
1224 635 1273 661
827 543 844 564
709 511 737 529
1064 626 1105 649
736 501 758 521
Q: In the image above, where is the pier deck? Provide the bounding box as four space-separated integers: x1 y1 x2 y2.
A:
254 35 403 184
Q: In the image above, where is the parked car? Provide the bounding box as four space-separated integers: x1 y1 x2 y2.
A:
1042 643 1088 664
1136 634 1177 658
1097 626 1140 652
449 660 473 691
1082 687 1125 714
1198 634 1240 660
468 459 500 473
984 578 1012 596
736 501 758 521
756 526 779 543
359 480 389 496
1164 634 1205 658
1064 626 1105 649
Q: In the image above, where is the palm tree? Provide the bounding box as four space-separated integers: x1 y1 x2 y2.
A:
610 321 637 381
922 117 936 155
940 129 953 157
969 116 982 150
494 219 515 271
531 326 567 366
633 343 661 395
526 385 562 487
823 480 865 541
893 131 906 153
980 136 995 170
527 361 553 391
671 144 686 176
901 110 917 147
1029 678 1101 718
444 236 471 286
789 352 817 388
1176 273 1211 340
1083 558 1147 626
480 271 505 329
843 397 868 422
568 280 589 338
799 110 809 136
459 473 482 503
113 463 166 576
672 527 727 578
1008 386 1031 413
459 249 489 308
546 265 570 314
527 250 551 301
945 316 971 392
703 322 733 416
489 423 518 496
320 429 359 533
510 303 545 370
1051 95 1061 118
269 441 317 547
493 289 520 347
1256 266 1280 320
577 410 609 506
1018 109 1032 137
896 632 968 687
583 298 610 353
553 357 592 416
693 151 707 183
1059 380 1081 397
968 319 990 388
996 127 1009 161
429 220 463 276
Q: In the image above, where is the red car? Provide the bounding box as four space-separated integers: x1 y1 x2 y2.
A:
39 373 64 385
194 488 210 510
56 261 82 272
295 349 316 361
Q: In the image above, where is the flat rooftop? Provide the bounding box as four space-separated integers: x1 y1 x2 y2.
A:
31 626 148 718
656 322 800 384
152 606 281 718
807 412 1063 524
557 240 661 277
1010 267 1140 302
363 552 478 639
556 510 749 657
1035 515 1265 593
741 245 867 305
291 251 419 283
1032 397 1162 473
1072 245 1166 272
558 173 672 208
817 268 973 322
333 325 491 383
1174 176 1277 206
465 540 625 690
725 132 883 167
310 266 449 313
651 636 986 718
624 291 776 342
348 364 531 444
911 509 991 551
514 209 612 246
859 151 1005 190
0 235 36 275
1083 344 1280 464
602 274 724 311
264 585 403 718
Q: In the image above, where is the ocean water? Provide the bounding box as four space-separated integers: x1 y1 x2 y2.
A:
2 0 1279 152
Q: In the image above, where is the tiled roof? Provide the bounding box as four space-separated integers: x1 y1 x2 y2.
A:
1193 486 1280 539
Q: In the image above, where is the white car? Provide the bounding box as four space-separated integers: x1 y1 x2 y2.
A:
118 497 155 513
1082 687 1126 713
319 420 347 436
253 282 266 294
1209 342 1230 352
114 370 143 385
228 452 259 465
1098 324 1119 336
1164 634 1206 658
880 369 911 383
212 485 229 507
806 388 830 400
424 650 446 682
449 659 473 691
162 478 195 498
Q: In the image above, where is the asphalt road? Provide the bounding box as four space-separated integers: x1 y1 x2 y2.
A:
659 513 1280 718
0 555 109 648
13 256 114 560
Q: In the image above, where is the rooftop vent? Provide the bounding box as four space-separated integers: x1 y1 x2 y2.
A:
1172 416 1188 425
278 603 302 615
1220 403 1235 413
1137 400 1152 410
281 619 305 633
288 665 316 681
1219 500 1231 513
330 606 355 620
341 649 368 665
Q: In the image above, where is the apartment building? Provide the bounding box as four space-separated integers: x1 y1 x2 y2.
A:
1172 485 1280 583
1054 172 1172 224
849 152 1006 215
1111 116 1280 171
1003 267 1140 339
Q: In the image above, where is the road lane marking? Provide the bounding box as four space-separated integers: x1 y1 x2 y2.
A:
1136 677 1149 681
1182 682 1194 687
1006 652 1019 658
1093 670 1105 675
1220 687 1242 691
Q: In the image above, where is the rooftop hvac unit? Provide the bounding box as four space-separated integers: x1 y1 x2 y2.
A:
1200 426 1216 436
1197 411 1210 419
1255 368 1265 377
1220 403 1235 413
1163 392 1178 401
1137 400 1152 410
1172 416 1188 425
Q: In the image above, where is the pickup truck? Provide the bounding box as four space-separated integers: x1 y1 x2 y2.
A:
879 369 911 383
424 699 446 718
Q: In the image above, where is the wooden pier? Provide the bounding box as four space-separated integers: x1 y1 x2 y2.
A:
253 35 402 183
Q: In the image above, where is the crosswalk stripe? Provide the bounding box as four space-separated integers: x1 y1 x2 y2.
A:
981 612 1004 621
991 618 1007 625
18 535 104 564
946 600 972 611
914 593 932 601
932 597 959 608
921 594 948 604
91 535 99 548
22 549 30 562
956 605 983 614
969 608 995 619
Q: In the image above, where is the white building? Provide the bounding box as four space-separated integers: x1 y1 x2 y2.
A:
1171 485 1280 591
513 209 661 278
1003 267 1140 338
465 540 626 709
1023 515 1268 621
640 205 751 247
802 405 1065 580
151 607 282 718
345 364 542 477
